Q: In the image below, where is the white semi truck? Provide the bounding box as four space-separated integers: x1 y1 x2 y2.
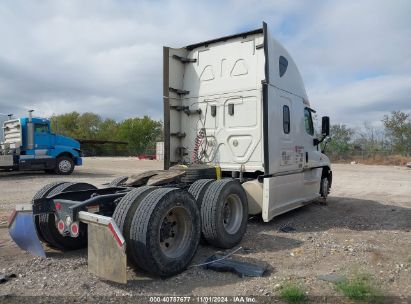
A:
9 22 332 283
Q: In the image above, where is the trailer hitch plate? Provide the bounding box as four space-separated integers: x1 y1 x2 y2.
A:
78 211 127 284
8 204 46 258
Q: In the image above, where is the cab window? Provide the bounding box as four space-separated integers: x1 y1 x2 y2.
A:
304 108 314 136
279 56 288 77
34 123 49 133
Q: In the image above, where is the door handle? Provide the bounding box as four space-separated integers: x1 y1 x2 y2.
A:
211 105 216 117
228 104 234 116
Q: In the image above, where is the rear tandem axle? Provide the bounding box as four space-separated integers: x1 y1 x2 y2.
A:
9 176 249 283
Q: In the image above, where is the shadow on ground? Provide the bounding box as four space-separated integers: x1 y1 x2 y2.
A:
248 196 411 233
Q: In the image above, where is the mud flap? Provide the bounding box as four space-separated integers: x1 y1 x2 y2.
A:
8 204 46 258
78 211 127 284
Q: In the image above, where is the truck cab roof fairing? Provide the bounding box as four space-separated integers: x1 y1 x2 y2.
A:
185 28 264 51
183 22 309 107
263 23 309 106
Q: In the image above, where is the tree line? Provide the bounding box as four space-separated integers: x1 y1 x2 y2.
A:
50 112 163 156
50 110 410 160
327 111 411 160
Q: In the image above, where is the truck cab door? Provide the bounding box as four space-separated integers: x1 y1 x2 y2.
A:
302 107 321 166
34 123 52 151
301 107 322 198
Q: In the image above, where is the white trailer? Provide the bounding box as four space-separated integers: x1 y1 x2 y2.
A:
9 22 331 283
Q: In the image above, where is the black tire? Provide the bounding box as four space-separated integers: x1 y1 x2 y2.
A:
38 182 97 250
55 156 74 175
113 186 155 265
108 176 129 187
33 182 67 243
320 168 332 199
320 177 330 199
179 165 217 183
201 179 248 248
188 179 214 208
128 188 201 277
188 179 214 245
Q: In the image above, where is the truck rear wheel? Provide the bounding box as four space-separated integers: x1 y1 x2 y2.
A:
38 182 97 250
112 186 154 244
55 156 74 175
188 179 214 244
128 188 200 277
200 179 248 249
33 182 67 243
188 179 214 208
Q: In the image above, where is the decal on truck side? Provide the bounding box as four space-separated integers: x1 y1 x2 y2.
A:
295 145 304 168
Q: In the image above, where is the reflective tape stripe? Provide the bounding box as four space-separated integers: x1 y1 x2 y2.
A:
215 166 221 180
7 209 17 228
108 222 125 247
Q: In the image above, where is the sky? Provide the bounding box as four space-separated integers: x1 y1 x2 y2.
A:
0 0 410 128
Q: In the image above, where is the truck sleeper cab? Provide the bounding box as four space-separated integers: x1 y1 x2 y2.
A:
8 23 332 283
0 111 82 174
164 22 332 221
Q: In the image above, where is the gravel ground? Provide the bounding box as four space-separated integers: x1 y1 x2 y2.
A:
0 159 410 301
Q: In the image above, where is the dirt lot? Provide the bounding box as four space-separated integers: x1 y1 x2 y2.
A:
0 158 410 301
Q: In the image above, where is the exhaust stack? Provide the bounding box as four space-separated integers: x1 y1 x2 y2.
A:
26 110 34 150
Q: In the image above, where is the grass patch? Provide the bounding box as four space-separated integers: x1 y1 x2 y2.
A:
335 272 380 302
279 282 306 304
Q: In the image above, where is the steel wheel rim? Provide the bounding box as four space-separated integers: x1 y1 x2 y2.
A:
159 205 192 259
59 160 71 173
222 194 243 234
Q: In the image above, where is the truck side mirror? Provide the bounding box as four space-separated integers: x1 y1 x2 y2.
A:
321 116 330 136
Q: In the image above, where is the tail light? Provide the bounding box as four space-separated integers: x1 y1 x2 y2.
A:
57 220 65 234
70 222 79 237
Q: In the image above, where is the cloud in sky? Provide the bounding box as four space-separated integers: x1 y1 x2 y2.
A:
0 0 410 126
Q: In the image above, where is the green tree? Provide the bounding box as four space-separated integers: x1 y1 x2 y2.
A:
382 111 411 155
118 116 162 155
328 124 354 159
50 112 163 156
51 112 103 139
50 112 80 138
76 112 102 139
99 118 120 140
